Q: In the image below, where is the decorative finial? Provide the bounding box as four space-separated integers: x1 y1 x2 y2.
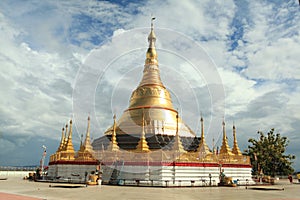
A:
222 115 226 125
57 126 66 152
173 110 185 154
219 117 234 156
145 16 157 66
197 114 211 155
136 109 149 152
176 111 179 134
151 16 156 30
232 123 242 155
83 115 93 153
113 114 117 134
200 116 204 137
113 114 117 131
64 118 75 154
108 113 119 152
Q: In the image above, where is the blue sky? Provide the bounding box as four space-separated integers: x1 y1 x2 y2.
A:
0 0 300 170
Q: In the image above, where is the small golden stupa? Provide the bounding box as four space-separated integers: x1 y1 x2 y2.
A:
50 117 97 163
48 117 98 180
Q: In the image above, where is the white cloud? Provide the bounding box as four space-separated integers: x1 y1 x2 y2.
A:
0 7 77 150
244 37 300 80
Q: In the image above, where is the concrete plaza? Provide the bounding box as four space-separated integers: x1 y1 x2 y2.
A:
0 177 299 200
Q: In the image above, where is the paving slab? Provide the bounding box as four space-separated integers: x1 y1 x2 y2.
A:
0 177 300 200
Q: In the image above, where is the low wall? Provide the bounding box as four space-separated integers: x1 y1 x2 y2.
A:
0 171 34 178
48 164 98 182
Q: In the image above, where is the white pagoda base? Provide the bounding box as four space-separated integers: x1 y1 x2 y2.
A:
48 161 98 182
101 161 254 187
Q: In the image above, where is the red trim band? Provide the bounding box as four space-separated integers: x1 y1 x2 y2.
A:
100 161 251 168
126 106 177 112
49 160 99 165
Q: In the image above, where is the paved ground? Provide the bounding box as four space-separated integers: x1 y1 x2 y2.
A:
0 192 42 200
0 177 300 200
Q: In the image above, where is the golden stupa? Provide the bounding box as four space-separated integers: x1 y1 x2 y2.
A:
48 19 253 186
49 117 97 163
104 18 195 139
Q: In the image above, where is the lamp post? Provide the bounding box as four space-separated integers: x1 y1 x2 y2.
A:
41 145 46 180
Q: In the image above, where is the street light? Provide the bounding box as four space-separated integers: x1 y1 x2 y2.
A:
41 145 47 180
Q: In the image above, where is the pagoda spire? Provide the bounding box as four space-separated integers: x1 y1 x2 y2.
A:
219 120 234 155
200 116 204 139
62 124 68 150
83 115 93 153
107 114 119 151
197 116 211 155
172 112 186 153
145 17 158 66
232 124 242 156
138 17 163 87
212 138 216 154
136 111 150 152
79 134 84 151
108 18 195 139
57 127 65 152
65 119 75 153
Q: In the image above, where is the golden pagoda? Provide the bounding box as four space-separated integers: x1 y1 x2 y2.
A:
232 124 242 156
50 118 97 163
106 115 120 152
60 119 75 160
48 117 98 181
62 124 68 150
135 112 150 152
219 121 234 156
47 18 253 186
83 116 93 152
76 116 97 161
57 127 65 152
171 113 186 153
196 117 212 156
104 18 195 139
49 119 76 161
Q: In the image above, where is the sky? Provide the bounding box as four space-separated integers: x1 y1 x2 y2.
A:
0 0 300 170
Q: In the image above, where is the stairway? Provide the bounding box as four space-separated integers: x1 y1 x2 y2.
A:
109 160 124 185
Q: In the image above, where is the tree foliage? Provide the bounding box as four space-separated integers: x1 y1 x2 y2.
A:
246 128 295 177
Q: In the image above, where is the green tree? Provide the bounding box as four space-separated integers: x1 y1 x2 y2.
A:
246 128 295 177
